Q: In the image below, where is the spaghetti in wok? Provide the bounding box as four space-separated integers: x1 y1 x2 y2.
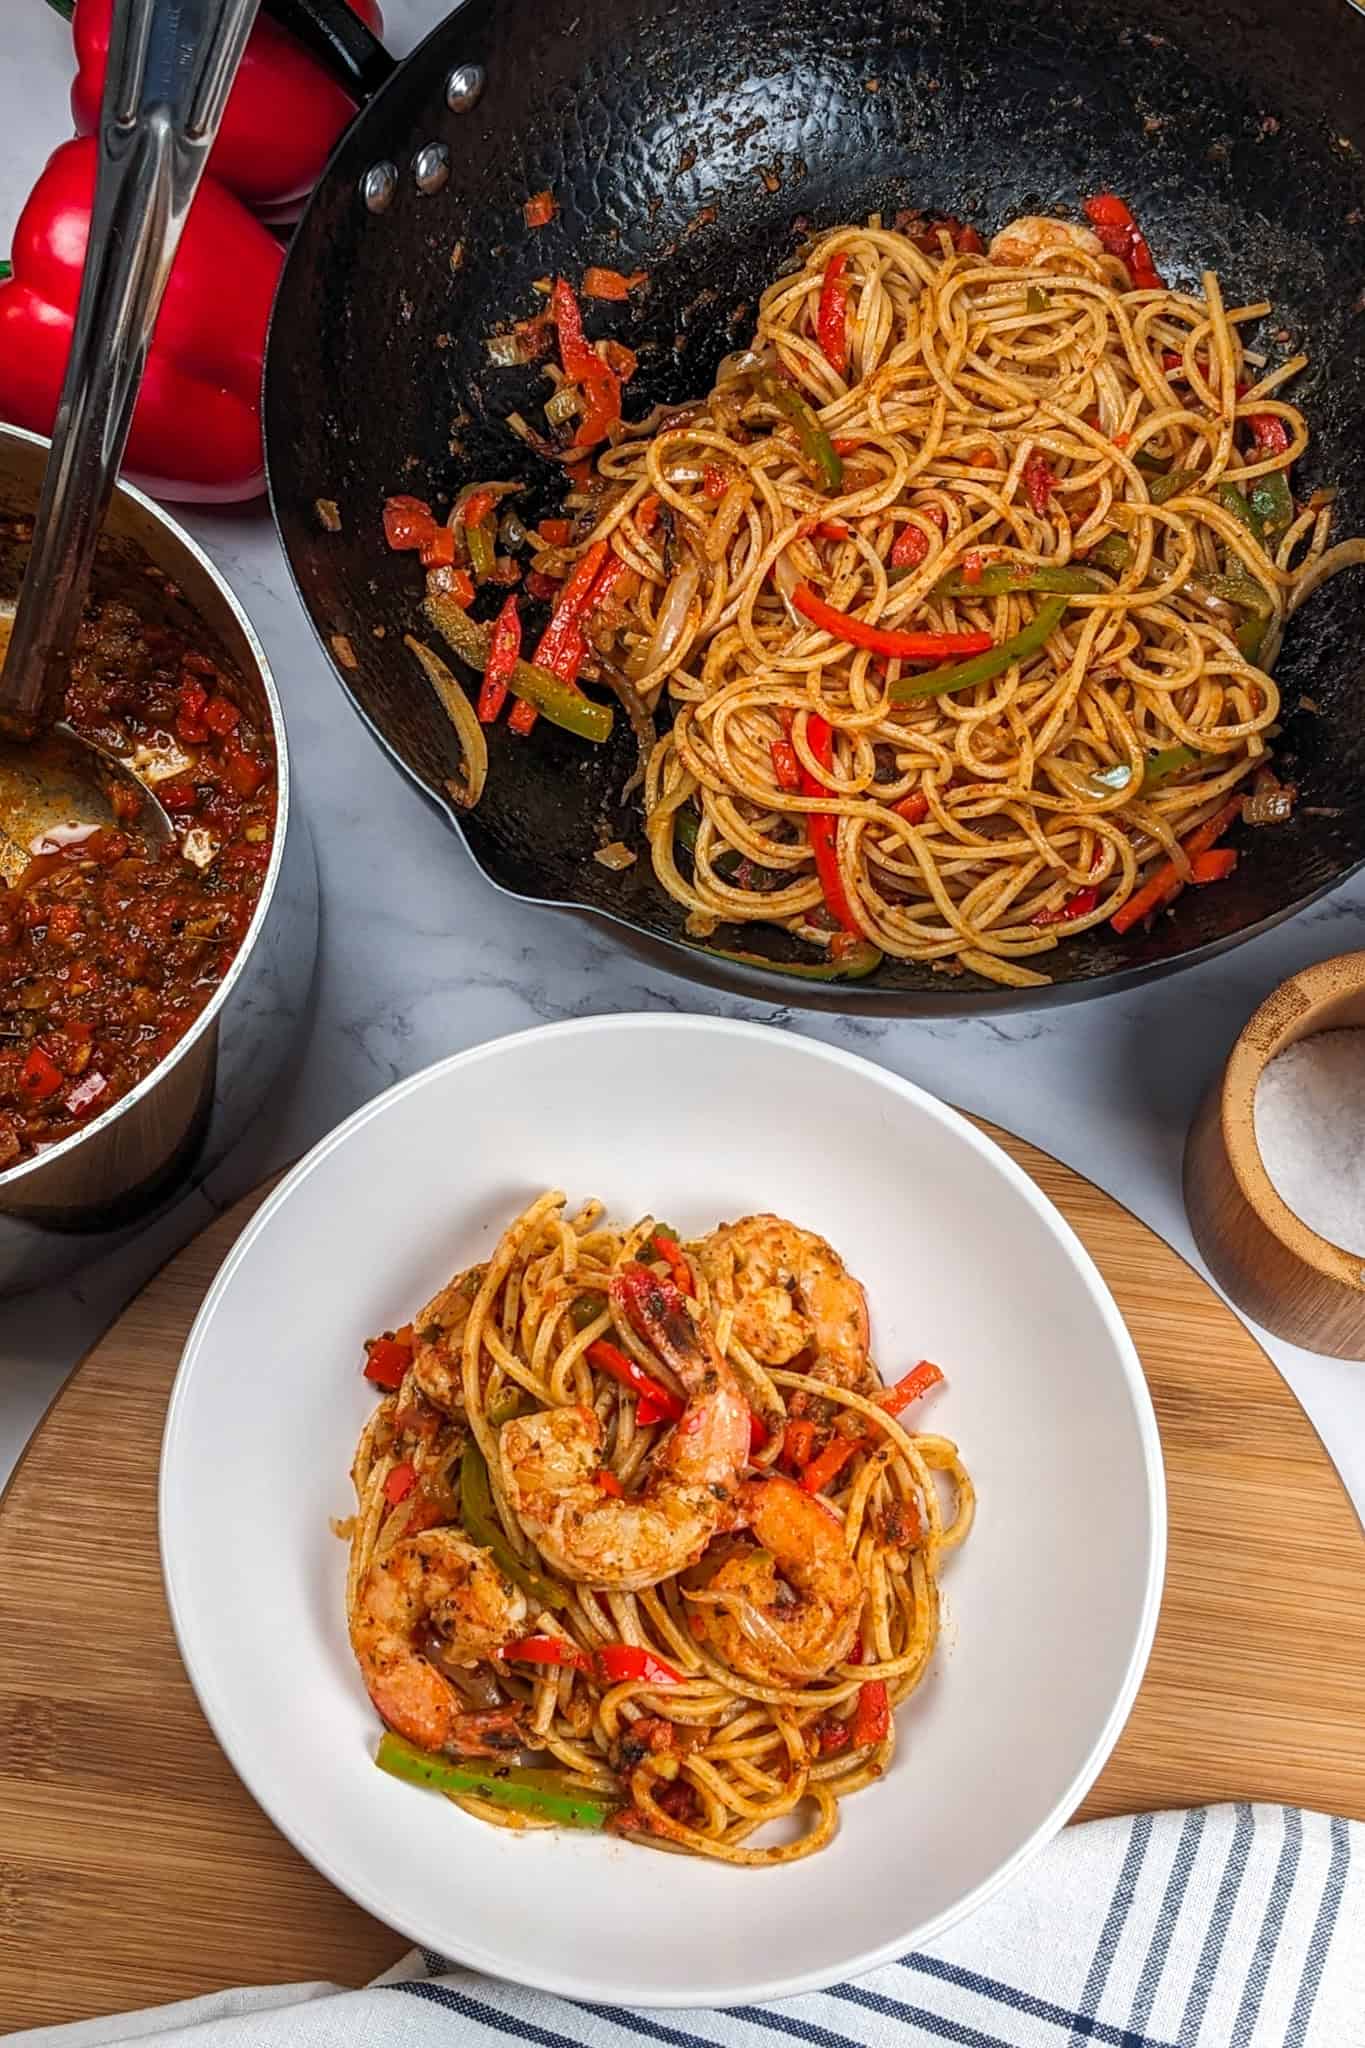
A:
345 1191 971 1862
393 198 1364 987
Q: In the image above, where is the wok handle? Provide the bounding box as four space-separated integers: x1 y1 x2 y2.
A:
264 0 397 103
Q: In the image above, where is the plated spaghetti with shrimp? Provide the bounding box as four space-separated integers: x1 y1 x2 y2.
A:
393 196 1365 988
344 1190 972 1863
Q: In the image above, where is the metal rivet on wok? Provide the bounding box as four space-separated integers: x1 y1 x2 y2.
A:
445 63 485 113
414 143 451 194
361 160 397 212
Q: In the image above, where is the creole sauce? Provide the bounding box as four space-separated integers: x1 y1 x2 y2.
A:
0 601 275 1172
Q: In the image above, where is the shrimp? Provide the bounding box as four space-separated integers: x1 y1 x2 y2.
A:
408 1263 484 1415
988 215 1103 268
497 1265 750 1591
697 1215 871 1389
350 1527 528 1755
689 1473 863 1687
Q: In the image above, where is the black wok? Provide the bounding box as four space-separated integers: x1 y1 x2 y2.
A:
264 0 1365 1011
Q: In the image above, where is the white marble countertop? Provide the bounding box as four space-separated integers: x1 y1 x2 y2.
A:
3 0 1364 1521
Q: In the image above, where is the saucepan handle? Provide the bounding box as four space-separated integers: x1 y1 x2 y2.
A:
1 0 263 739
264 0 398 103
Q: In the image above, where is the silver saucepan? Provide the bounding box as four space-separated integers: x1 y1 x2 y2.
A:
0 424 317 1295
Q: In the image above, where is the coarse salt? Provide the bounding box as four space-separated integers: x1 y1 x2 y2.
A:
1253 1027 1365 1256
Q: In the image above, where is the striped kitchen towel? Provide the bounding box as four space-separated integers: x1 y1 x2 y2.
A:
8 1806 1363 2048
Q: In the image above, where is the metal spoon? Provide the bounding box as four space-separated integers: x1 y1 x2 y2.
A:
0 0 262 886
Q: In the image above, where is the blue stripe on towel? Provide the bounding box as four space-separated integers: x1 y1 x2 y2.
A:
1178 1801 1255 2044
1126 1808 1206 2035
904 1954 1182 2046
1285 1814 1351 2048
1067 1814 1155 2047
1228 1807 1302 2047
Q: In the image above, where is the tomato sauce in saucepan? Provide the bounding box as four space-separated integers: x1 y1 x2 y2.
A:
0 601 276 1171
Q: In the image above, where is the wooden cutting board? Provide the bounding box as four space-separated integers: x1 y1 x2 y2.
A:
3 1123 1364 2033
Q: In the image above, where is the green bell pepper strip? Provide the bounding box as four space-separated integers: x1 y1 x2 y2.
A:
703 940 884 981
1249 470 1293 540
569 1294 607 1330
465 519 496 582
1236 615 1268 662
1083 744 1205 800
459 1439 569 1609
486 1388 528 1426
1025 285 1050 313
425 593 613 744
1217 481 1261 539
672 806 700 856
1211 570 1273 617
1149 466 1199 505
376 1734 618 1828
756 372 843 492
934 564 1100 598
1089 535 1133 574
889 595 1069 703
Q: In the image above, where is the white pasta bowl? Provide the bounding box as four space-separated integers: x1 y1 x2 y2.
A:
160 1014 1165 2007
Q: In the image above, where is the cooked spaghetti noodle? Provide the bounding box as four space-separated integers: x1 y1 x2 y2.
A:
345 1191 972 1863
550 209 1363 985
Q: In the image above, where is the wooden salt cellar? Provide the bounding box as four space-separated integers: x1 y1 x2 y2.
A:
1184 950 1365 1359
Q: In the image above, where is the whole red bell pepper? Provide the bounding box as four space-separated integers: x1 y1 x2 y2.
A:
0 139 281 503
63 0 384 217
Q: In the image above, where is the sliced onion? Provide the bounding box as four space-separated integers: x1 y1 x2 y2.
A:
706 479 751 563
593 841 637 870
592 650 658 798
628 558 700 682
1243 768 1297 827
485 332 532 368
1180 577 1241 627
715 347 766 385
404 634 488 811
498 507 532 552
545 386 582 428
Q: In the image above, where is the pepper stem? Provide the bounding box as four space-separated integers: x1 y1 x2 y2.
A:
44 0 75 19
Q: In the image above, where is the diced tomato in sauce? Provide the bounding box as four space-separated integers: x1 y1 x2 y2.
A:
0 597 276 1171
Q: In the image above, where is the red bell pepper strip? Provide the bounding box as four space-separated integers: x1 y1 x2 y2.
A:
651 1233 694 1296
1111 797 1244 935
894 791 929 826
1189 847 1238 884
1082 194 1164 291
703 464 731 499
800 1433 862 1495
801 714 861 935
550 278 621 448
890 523 930 570
1248 413 1291 455
586 1339 685 1424
783 1419 817 1472
419 524 457 569
523 191 557 228
748 1410 770 1455
878 1360 945 1416
582 266 634 301
383 496 435 550
852 1679 890 1747
817 252 851 374
792 583 993 660
510 538 611 734
479 595 523 723
595 1469 625 1498
771 739 803 793
68 0 385 217
502 1634 590 1672
1030 884 1100 927
363 1325 415 1390
18 1046 64 1103
596 1644 685 1686
383 1462 417 1506
0 138 281 502
1023 454 1058 515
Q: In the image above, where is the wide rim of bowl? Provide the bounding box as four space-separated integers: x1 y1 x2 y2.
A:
0 422 291 1194
159 1013 1167 2008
